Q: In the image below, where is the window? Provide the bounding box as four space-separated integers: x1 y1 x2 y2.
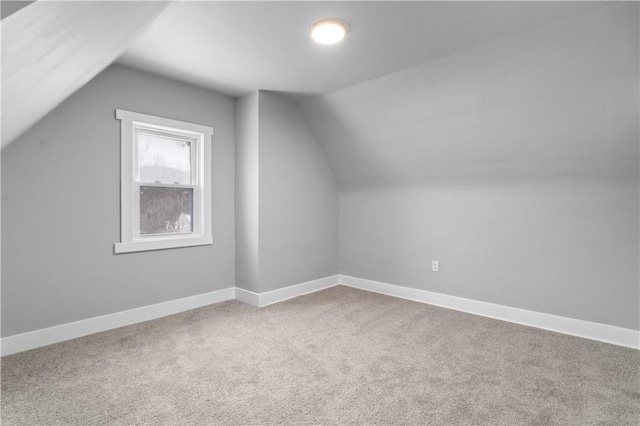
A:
115 109 213 253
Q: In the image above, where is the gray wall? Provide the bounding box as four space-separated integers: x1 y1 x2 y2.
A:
235 93 260 292
1 65 236 337
303 3 639 329
258 92 339 291
1 1 35 19
340 184 638 329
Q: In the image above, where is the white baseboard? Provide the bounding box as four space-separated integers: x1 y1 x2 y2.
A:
236 275 340 308
235 287 260 307
339 275 639 349
5 273 635 356
1 287 236 356
1 276 340 356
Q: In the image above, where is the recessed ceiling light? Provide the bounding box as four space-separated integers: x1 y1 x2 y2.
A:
310 19 348 45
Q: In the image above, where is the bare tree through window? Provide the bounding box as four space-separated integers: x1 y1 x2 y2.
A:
140 186 193 235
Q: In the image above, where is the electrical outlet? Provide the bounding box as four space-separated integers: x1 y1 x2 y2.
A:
432 261 439 272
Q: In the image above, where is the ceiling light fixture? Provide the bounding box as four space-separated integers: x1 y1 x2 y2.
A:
310 19 348 45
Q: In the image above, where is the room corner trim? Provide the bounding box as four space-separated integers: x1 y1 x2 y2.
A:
257 275 340 307
235 287 260 307
1 287 236 356
339 275 639 350
235 275 340 308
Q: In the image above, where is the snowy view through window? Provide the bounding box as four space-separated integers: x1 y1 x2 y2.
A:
138 133 191 184
138 133 193 234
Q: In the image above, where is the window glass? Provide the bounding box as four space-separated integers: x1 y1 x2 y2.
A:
138 132 191 184
140 186 193 235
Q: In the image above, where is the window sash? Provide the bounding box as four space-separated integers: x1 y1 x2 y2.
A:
136 128 196 185
132 136 203 239
130 124 204 240
133 126 198 184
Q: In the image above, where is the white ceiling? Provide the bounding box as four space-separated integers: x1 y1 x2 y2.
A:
1 1 610 148
117 1 607 101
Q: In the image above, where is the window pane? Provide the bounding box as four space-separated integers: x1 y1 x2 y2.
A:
138 132 191 184
140 186 193 235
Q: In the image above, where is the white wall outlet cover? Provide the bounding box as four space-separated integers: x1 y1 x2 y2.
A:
432 261 439 272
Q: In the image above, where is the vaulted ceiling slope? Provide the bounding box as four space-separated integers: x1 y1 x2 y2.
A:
0 1 612 150
118 1 605 100
1 1 169 148
300 2 639 190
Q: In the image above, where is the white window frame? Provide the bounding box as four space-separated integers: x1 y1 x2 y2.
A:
114 109 213 253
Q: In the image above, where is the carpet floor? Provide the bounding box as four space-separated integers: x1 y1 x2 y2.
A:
2 286 639 425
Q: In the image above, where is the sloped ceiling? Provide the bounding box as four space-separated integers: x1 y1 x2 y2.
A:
1 0 169 148
2 0 615 154
118 1 605 100
300 3 639 190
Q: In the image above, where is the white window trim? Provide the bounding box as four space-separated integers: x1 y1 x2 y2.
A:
114 109 213 254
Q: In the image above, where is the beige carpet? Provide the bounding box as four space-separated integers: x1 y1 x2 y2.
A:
2 286 639 425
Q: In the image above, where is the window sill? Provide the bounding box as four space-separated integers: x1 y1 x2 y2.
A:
114 235 213 254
